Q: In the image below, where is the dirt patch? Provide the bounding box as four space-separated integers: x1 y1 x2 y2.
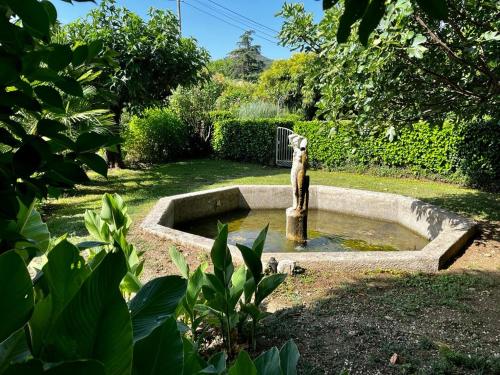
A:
135 221 500 375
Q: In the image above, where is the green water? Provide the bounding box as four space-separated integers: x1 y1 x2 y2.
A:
175 209 429 253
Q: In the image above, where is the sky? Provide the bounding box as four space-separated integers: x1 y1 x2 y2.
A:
55 0 324 60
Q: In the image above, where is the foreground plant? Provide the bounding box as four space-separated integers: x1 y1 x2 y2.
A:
1 194 299 373
236 225 287 350
85 193 144 295
171 223 287 355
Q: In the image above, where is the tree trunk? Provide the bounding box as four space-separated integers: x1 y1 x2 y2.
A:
106 103 125 168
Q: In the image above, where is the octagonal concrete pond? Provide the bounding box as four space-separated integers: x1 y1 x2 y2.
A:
141 185 477 272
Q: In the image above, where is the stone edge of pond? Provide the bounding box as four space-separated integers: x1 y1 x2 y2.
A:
140 185 478 272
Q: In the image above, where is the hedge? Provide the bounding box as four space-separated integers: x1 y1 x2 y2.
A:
212 119 294 164
124 107 188 164
212 117 499 189
294 119 499 189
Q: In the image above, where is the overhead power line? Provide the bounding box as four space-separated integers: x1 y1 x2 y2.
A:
190 0 278 39
181 0 278 45
203 0 279 34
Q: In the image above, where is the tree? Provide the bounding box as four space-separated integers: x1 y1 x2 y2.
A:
208 57 235 77
278 1 499 124
256 52 319 118
229 31 266 81
321 0 450 46
59 0 209 166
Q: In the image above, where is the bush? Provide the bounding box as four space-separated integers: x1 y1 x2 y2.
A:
238 101 284 119
212 118 294 164
294 119 500 188
169 80 224 154
124 107 187 164
456 120 500 190
209 110 235 123
215 79 256 111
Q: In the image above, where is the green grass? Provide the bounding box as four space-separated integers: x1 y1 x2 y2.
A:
43 159 499 239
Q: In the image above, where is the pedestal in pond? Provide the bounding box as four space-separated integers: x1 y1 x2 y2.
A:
286 207 307 243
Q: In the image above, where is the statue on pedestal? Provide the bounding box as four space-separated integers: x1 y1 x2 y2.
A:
286 133 309 242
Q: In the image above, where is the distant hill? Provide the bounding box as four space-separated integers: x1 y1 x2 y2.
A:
256 54 273 69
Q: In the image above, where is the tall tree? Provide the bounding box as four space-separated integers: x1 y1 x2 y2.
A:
229 31 265 82
59 0 209 166
278 1 499 124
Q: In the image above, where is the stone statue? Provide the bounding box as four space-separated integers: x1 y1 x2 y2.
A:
286 132 309 242
288 133 309 212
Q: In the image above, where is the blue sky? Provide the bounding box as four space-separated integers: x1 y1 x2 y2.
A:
55 0 324 60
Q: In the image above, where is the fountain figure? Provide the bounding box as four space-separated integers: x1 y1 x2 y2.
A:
286 133 309 243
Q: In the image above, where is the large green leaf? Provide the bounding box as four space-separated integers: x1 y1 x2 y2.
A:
185 265 206 308
15 200 50 258
169 246 189 279
254 347 281 375
54 76 83 97
211 223 233 286
75 131 111 153
337 0 369 43
34 86 64 110
229 266 246 309
279 340 300 375
236 244 262 285
42 240 91 316
3 359 105 375
182 337 207 375
77 153 108 178
358 0 386 46
0 251 34 343
132 316 183 375
228 351 257 375
45 360 106 375
7 0 50 37
252 224 268 257
47 44 72 71
0 328 31 373
255 274 287 306
129 275 187 342
43 252 133 375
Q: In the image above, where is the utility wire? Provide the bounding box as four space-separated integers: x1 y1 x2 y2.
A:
190 0 278 39
181 0 278 45
203 0 279 34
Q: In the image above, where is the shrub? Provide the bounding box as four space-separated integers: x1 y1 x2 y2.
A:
215 79 256 111
456 120 500 190
209 110 236 122
124 107 187 164
294 119 500 188
238 101 285 119
212 118 294 164
169 80 224 154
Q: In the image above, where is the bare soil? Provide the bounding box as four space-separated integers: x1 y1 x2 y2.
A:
133 220 500 375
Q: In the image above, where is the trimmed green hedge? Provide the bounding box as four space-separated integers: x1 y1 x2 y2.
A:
294 119 499 189
211 117 499 189
294 120 460 174
212 119 294 164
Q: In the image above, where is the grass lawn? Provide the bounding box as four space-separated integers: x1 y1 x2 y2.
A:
44 158 499 239
43 158 500 374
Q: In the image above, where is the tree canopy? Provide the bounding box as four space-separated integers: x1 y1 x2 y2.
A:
278 0 499 125
228 31 266 82
59 0 209 115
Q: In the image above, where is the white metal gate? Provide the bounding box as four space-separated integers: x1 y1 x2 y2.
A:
275 127 293 167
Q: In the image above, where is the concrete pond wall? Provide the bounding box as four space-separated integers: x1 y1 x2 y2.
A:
142 185 477 272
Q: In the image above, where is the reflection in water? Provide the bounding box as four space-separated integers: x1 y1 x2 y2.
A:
175 209 429 253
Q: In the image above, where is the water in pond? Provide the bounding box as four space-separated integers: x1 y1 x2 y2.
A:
175 209 429 253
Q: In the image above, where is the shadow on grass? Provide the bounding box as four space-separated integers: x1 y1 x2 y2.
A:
258 270 500 375
44 159 287 237
421 192 500 223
